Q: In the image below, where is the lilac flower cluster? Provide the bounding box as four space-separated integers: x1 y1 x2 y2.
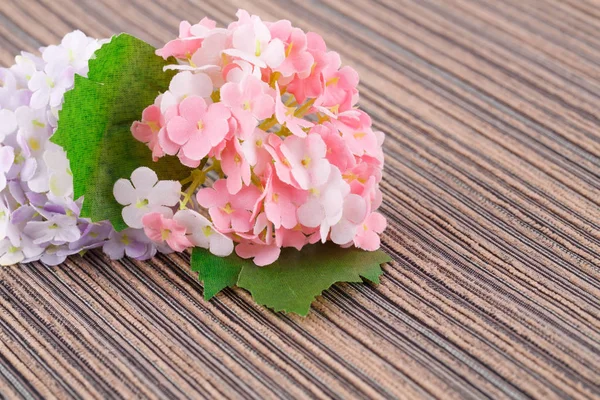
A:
0 31 163 265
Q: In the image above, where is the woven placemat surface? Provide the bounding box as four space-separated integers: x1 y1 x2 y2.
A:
1 0 599 399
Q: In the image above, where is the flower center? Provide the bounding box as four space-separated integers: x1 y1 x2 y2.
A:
202 225 213 237
197 120 204 130
161 229 171 241
32 119 45 128
301 157 311 167
285 42 294 57
271 193 279 203
147 121 160 133
221 202 234 214
309 187 320 196
353 132 366 139
326 76 339 86
136 198 149 208
28 138 41 151
243 100 251 110
121 234 130 245
45 76 55 88
255 139 263 147
8 246 19 254
49 223 59 229
14 152 24 165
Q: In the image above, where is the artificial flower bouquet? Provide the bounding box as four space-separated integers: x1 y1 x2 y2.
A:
0 10 389 315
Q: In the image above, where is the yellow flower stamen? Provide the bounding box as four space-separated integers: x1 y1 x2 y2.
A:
221 203 234 214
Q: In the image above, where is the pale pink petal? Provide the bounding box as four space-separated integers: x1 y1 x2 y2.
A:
297 199 323 228
181 132 212 160
252 94 275 120
367 212 387 233
331 220 358 245
309 159 331 188
261 39 285 68
179 96 207 120
158 128 181 155
253 245 281 266
344 194 367 224
220 81 243 108
166 116 195 145
355 230 380 251
196 186 224 208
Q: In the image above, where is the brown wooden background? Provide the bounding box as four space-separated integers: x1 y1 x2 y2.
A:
2 0 600 399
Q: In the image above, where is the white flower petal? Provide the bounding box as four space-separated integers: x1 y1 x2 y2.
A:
209 231 234 256
148 180 181 207
113 178 136 205
130 166 158 190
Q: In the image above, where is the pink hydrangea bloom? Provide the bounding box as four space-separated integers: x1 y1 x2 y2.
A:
220 75 274 138
131 101 164 161
164 96 231 167
196 179 260 233
354 212 386 251
142 212 192 252
128 10 388 266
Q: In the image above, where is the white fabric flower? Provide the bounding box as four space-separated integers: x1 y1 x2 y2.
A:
0 109 17 141
297 166 350 241
173 209 233 256
159 71 213 112
113 167 181 229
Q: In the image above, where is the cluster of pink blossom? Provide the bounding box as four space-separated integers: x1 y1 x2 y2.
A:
129 10 387 266
0 31 166 266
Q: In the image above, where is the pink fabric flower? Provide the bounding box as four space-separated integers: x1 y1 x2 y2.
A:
223 14 285 69
317 54 359 112
330 194 367 245
156 21 203 60
142 212 192 252
285 32 329 103
269 20 314 78
131 10 388 264
196 179 260 233
220 75 274 138
354 212 386 251
235 241 281 266
280 134 330 190
220 138 251 195
131 102 164 161
255 166 307 230
240 128 271 175
164 96 231 167
275 226 308 251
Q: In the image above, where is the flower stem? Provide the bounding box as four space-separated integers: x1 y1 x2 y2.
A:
295 98 316 118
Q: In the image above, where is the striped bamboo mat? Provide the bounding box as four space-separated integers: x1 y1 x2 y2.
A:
2 0 600 399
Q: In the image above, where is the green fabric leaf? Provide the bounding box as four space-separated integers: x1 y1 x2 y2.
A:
191 248 243 300
51 33 190 231
191 243 390 315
